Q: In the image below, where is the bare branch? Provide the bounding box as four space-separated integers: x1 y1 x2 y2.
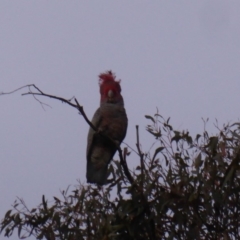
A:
119 147 134 184
136 125 145 173
22 90 78 109
122 142 138 155
0 84 35 95
1 84 134 185
74 98 97 131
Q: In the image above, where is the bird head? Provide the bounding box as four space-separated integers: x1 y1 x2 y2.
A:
99 71 124 105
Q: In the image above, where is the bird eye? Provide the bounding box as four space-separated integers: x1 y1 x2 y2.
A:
108 89 114 98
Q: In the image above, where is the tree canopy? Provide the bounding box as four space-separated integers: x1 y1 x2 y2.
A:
1 86 240 239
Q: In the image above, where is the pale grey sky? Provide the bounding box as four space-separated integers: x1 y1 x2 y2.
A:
1 1 240 239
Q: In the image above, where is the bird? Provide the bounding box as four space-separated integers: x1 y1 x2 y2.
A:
86 71 128 185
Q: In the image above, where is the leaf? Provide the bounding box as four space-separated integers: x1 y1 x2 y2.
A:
146 125 161 138
208 136 218 154
229 122 240 128
136 166 141 171
188 192 198 202
186 135 193 145
109 164 115 180
203 131 209 140
53 212 60 225
18 225 22 238
194 153 202 169
145 115 155 123
171 131 181 143
164 154 169 166
31 208 37 213
219 142 226 157
230 130 240 139
154 113 163 118
4 210 12 219
152 147 165 161
166 167 172 184
42 195 47 210
163 122 173 131
14 214 21 224
195 134 201 143
222 164 235 187
53 197 61 203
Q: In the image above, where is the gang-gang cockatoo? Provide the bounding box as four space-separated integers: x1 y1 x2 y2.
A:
86 71 128 185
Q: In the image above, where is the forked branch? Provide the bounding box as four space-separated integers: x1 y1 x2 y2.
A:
0 84 134 185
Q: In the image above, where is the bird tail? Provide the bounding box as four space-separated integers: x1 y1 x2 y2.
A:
86 161 109 185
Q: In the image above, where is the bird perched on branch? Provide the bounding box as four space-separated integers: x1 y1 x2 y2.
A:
86 71 128 185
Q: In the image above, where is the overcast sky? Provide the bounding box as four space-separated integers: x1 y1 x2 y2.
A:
1 1 240 239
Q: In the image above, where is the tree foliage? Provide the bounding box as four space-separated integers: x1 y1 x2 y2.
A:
1 112 240 239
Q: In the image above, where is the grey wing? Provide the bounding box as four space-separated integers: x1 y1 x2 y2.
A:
86 108 102 158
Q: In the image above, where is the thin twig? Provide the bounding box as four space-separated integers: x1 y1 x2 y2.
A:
22 91 77 109
120 147 134 184
122 142 138 155
136 125 144 163
136 125 145 177
74 98 97 131
0 84 34 95
108 177 122 188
